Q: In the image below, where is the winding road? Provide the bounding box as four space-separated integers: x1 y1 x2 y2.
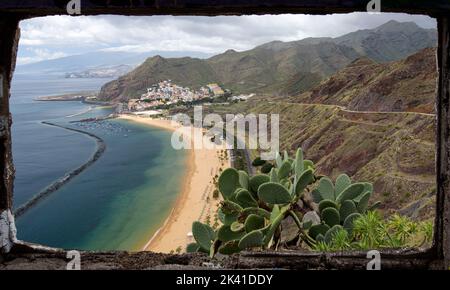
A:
268 101 435 117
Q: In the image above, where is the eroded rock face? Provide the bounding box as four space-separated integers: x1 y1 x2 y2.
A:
0 209 17 253
295 48 438 114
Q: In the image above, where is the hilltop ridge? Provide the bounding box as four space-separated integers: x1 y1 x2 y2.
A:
97 20 437 102
289 47 437 113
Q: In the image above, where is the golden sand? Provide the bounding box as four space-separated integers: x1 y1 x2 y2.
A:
118 114 228 253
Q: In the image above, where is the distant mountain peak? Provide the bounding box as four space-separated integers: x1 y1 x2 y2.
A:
380 19 401 25
223 49 237 54
375 20 420 32
147 55 167 64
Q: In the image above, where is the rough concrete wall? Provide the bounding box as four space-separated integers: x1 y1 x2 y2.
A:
0 210 16 253
436 17 450 269
0 17 19 255
0 0 449 16
1 245 439 270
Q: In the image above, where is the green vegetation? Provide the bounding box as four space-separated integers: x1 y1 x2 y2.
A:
307 174 381 246
260 163 274 174
187 148 433 256
251 157 266 167
252 157 275 174
188 148 316 256
314 211 433 251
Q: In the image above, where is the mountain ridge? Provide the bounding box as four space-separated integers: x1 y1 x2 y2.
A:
97 20 437 102
288 47 437 114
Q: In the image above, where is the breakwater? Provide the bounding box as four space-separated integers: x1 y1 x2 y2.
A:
14 121 106 218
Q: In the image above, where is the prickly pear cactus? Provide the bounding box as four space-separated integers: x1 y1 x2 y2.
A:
305 172 381 248
189 148 321 256
189 148 381 256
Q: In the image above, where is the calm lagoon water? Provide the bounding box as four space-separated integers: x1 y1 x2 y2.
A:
11 74 185 251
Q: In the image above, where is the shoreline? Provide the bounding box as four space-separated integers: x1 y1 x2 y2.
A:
141 142 196 251
118 114 228 253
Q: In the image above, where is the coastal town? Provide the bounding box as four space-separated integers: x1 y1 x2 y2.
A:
127 80 225 111
125 80 254 114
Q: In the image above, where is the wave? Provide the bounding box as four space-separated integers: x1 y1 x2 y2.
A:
14 121 106 218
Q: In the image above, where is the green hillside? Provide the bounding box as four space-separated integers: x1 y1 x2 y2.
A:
97 21 437 102
99 56 218 102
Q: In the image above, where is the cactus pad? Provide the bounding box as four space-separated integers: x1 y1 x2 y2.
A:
322 207 340 227
258 182 293 204
219 168 240 199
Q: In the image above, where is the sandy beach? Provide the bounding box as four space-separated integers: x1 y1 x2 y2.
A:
118 114 229 253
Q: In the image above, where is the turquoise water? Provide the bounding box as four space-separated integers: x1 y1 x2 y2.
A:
11 74 186 251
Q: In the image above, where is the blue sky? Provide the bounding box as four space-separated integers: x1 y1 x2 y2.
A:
17 12 436 65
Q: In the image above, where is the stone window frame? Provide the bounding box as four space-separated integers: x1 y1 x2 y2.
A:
0 1 449 269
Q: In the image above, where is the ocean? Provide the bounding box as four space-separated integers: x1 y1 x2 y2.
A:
10 74 186 251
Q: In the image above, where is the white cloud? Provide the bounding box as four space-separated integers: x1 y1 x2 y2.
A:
17 13 436 64
17 48 68 65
